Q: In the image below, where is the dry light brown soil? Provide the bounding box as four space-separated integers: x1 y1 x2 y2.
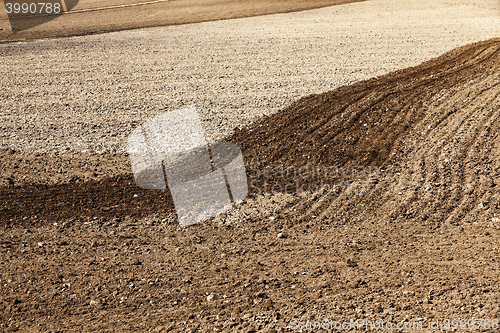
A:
2 35 500 331
2 1 500 332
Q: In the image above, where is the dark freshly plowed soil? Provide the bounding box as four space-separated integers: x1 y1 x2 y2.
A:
2 38 500 331
234 38 500 170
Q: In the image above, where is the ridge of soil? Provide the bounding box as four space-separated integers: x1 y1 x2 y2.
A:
3 38 500 226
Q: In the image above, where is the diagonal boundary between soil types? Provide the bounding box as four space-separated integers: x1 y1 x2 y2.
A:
1 37 500 227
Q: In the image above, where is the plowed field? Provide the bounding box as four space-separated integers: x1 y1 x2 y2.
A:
2 0 500 332
2 37 500 332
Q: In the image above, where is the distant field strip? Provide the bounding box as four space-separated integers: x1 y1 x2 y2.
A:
0 0 170 19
